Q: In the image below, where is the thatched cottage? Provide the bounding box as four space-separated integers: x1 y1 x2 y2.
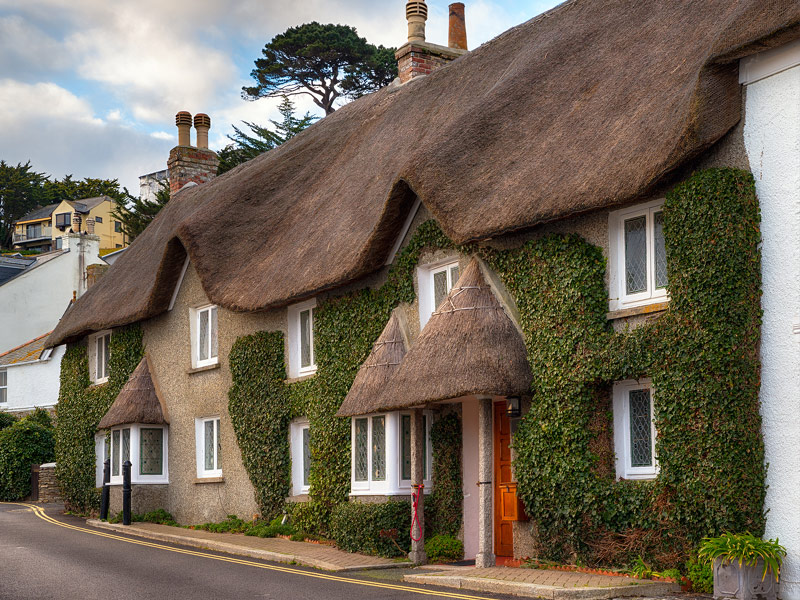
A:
48 0 800 593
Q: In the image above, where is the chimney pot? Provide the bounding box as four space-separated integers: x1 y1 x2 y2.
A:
175 111 192 146
194 113 211 149
406 0 428 42
448 3 468 50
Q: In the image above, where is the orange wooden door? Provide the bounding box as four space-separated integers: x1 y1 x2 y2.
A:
494 402 514 557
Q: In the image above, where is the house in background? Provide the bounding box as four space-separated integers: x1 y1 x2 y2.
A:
11 204 59 252
45 1 800 597
0 333 65 414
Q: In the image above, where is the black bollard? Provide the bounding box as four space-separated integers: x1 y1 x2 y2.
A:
100 459 110 520
122 460 132 525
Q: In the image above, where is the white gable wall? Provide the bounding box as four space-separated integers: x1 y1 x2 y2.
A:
2 345 65 413
743 49 800 600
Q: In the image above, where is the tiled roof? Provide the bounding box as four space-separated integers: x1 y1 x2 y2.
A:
0 332 52 366
14 204 60 224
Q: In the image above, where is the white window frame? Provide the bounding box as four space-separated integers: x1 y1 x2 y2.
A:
608 199 668 312
105 424 169 485
89 330 112 384
290 418 311 496
613 379 658 480
195 417 222 478
287 298 317 378
190 304 218 368
417 259 461 329
0 368 6 404
350 411 433 496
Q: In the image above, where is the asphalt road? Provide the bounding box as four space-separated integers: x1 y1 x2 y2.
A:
0 502 516 600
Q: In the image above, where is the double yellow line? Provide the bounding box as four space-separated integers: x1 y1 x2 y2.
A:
4 503 493 599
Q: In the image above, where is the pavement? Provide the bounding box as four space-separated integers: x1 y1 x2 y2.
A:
89 517 681 599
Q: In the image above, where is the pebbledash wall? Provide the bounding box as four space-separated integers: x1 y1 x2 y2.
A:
742 45 800 600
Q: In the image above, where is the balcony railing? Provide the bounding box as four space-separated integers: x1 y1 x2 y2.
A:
13 227 52 244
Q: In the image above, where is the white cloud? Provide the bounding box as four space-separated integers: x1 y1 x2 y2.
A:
150 131 173 141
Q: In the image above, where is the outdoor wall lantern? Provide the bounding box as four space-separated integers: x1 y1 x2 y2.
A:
506 396 521 418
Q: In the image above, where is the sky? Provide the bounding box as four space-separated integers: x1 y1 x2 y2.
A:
0 0 561 194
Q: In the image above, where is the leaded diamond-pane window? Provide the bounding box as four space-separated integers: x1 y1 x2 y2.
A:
624 216 647 294
401 414 411 481
629 389 653 467
140 428 163 475
199 310 209 361
122 428 130 465
654 211 667 289
433 270 448 309
300 308 313 368
302 427 310 486
205 420 215 471
372 416 386 481
355 418 368 481
112 430 120 476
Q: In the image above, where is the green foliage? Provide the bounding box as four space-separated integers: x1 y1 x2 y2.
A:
686 556 714 593
330 501 411 557
112 183 169 241
699 533 786 581
246 516 297 538
631 556 654 579
0 416 55 500
55 325 144 512
0 160 48 247
242 22 397 115
109 508 178 526
41 174 130 205
425 534 464 563
217 96 317 175
25 408 53 429
496 168 764 567
0 412 19 431
426 412 463 537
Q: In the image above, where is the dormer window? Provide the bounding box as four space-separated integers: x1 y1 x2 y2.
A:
191 305 218 368
288 299 317 378
417 260 460 329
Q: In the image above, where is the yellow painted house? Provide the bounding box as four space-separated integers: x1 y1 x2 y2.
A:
13 196 127 253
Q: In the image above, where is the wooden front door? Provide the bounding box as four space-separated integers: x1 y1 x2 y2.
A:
493 401 514 557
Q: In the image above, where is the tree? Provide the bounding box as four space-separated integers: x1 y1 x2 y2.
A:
242 22 397 115
41 175 130 205
111 183 169 242
0 161 48 248
217 96 317 175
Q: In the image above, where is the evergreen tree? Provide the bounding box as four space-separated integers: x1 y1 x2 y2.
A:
0 161 48 248
111 183 169 242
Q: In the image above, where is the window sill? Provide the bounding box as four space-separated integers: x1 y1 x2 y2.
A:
187 363 220 375
606 301 669 321
286 372 316 384
89 379 109 389
194 476 225 484
286 494 310 503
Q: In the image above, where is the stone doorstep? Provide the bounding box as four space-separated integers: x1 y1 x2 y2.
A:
404 572 679 600
86 520 406 573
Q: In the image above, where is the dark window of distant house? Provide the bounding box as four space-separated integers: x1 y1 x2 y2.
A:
95 216 103 223
115 244 122 248
114 221 121 233
56 213 71 228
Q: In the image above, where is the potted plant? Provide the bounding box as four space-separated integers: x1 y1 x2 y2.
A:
698 532 786 600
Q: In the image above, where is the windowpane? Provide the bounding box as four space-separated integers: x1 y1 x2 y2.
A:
449 265 460 287
0 370 5 386
401 415 411 481
112 430 120 476
0 369 6 403
198 310 209 361
302 427 310 487
372 416 386 481
300 309 312 368
0 389 5 403
97 336 104 379
654 211 668 289
122 428 130 465
624 216 648 294
629 389 653 467
423 415 428 481
140 428 163 475
103 335 110 379
210 307 218 359
216 419 222 470
433 270 448 309
355 418 368 481
204 420 215 471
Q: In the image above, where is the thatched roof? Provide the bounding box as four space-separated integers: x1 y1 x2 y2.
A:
48 0 800 347
98 356 169 429
336 309 411 418
355 258 532 414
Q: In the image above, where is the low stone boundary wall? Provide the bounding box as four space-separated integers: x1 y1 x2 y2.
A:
38 463 62 503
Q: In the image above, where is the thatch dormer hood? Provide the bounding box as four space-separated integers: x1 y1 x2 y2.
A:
48 0 800 347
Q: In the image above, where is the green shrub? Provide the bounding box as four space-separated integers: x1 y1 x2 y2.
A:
24 408 53 429
686 556 714 593
109 509 178 527
196 514 251 533
290 500 330 537
0 412 19 431
246 518 296 538
330 501 411 557
0 418 55 500
425 534 464 563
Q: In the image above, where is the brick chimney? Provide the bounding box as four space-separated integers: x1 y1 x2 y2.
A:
167 111 219 194
395 1 468 83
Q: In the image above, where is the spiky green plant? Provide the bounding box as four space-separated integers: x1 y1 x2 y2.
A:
698 533 786 582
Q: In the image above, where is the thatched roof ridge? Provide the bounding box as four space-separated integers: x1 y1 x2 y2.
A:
98 356 169 429
359 258 532 414
48 1 800 347
337 308 411 418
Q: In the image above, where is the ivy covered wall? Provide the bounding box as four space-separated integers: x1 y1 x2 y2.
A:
228 168 763 567
55 325 144 513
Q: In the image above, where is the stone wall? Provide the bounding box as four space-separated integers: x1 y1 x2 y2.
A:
38 463 62 503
